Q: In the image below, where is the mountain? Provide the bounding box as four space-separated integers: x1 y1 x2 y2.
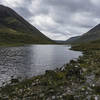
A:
54 40 66 44
0 5 54 45
66 24 100 44
65 36 81 44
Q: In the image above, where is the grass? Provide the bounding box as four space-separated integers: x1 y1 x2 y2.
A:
5 17 19 24
0 28 55 46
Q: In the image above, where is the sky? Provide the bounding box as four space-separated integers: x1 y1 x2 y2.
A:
0 0 100 40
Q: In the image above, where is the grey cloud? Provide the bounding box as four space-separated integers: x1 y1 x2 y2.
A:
15 7 33 19
1 0 100 40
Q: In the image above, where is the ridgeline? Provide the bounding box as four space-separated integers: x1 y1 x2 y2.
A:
0 5 54 46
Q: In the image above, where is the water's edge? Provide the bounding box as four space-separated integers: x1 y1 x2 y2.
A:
0 45 82 87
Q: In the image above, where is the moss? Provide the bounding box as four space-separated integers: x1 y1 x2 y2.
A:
93 86 100 94
5 17 19 24
63 95 74 100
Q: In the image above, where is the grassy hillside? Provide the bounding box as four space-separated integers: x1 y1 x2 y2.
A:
66 24 100 44
65 36 81 44
0 5 54 46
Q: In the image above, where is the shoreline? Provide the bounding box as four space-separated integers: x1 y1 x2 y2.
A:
0 43 65 48
0 44 100 100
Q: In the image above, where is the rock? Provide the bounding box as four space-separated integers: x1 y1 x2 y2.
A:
32 82 36 86
11 78 19 84
58 95 62 99
95 96 98 100
75 65 78 68
92 84 95 87
46 97 51 100
52 96 56 99
81 87 85 91
82 68 87 72
36 79 39 82
49 89 54 93
40 93 44 97
60 66 65 71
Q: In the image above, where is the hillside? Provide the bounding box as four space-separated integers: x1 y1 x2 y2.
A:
0 5 54 45
66 24 100 44
65 36 81 44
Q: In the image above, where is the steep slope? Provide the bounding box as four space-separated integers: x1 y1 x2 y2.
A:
0 5 54 45
66 24 100 44
65 36 81 44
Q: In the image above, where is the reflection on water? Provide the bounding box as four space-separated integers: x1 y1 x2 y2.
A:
0 45 82 87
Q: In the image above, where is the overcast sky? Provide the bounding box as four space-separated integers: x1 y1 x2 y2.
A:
0 0 100 40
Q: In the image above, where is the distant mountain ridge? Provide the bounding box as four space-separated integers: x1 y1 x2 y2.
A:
0 5 54 45
66 24 100 44
65 36 81 44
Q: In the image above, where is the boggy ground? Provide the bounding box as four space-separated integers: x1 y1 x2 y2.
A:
0 43 100 100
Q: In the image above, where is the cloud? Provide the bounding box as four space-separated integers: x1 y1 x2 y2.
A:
0 0 100 40
1 0 23 7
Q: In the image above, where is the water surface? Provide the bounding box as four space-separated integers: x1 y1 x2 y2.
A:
0 45 82 86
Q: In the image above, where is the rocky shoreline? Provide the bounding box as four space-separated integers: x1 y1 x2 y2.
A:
0 45 100 100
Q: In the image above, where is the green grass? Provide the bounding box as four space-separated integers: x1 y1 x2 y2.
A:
0 26 55 46
5 17 19 24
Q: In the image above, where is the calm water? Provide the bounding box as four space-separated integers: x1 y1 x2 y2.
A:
0 45 82 86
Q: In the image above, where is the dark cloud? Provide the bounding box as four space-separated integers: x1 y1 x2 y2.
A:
0 0 100 40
